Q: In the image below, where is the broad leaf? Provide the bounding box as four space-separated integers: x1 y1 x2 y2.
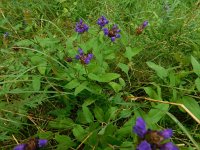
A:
191 55 200 76
146 61 168 79
124 47 142 61
82 106 94 123
180 96 200 120
88 73 120 82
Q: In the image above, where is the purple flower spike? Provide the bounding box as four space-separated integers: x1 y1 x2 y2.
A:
78 48 84 55
75 54 80 60
142 21 148 28
87 53 93 59
75 19 89 34
84 57 91 64
133 117 147 138
97 16 109 27
13 144 27 150
38 139 48 148
137 141 152 150
160 142 179 150
103 28 109 35
159 129 173 139
111 37 116 42
103 25 121 42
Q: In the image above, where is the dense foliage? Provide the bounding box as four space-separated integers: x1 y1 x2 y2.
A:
0 0 200 149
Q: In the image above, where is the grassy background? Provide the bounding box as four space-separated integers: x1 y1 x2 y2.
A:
1 0 200 149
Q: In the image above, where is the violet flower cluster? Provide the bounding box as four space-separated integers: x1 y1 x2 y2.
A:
103 24 121 42
75 19 89 34
13 137 48 150
97 16 109 28
75 48 93 64
133 117 179 150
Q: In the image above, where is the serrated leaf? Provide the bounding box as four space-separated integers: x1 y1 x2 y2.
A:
109 82 122 92
72 125 86 141
82 106 94 123
124 47 142 61
146 61 168 79
191 55 200 76
32 76 41 91
195 78 200 91
88 73 120 82
64 79 80 89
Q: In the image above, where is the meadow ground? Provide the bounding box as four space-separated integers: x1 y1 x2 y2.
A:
0 0 200 149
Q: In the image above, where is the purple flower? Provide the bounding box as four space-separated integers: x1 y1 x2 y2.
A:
78 48 84 55
103 24 121 42
133 117 147 138
13 144 27 150
13 138 48 150
97 16 109 27
160 142 179 150
159 129 173 139
38 139 48 147
75 48 94 65
137 141 152 150
75 19 89 34
133 117 179 150
142 21 148 28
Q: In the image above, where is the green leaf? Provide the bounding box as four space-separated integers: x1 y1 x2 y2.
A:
88 73 120 82
146 103 169 124
146 61 168 79
191 55 200 76
82 106 94 123
64 79 80 89
180 96 200 120
109 82 122 92
74 81 88 95
15 39 34 46
82 98 95 107
93 106 104 122
32 76 41 91
31 55 47 75
195 78 200 91
37 131 53 139
118 63 129 75
124 47 142 61
119 109 132 118
55 133 75 150
72 125 86 141
48 118 74 129
119 78 126 87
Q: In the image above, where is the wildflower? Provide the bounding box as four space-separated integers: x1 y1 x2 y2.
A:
136 21 148 35
97 16 109 28
133 117 179 150
103 25 121 42
13 137 48 150
75 19 89 34
75 48 93 64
